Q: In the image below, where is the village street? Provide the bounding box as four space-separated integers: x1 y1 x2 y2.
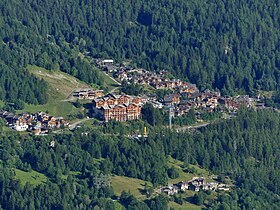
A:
68 118 92 130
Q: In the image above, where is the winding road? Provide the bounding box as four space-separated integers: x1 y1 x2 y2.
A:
68 118 92 130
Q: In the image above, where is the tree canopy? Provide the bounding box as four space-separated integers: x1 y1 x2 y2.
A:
0 0 280 100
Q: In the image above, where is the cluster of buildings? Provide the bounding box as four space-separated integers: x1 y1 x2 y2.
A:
92 58 262 123
94 58 199 93
92 93 142 122
113 67 198 93
0 110 68 135
153 90 221 117
160 91 257 117
95 59 114 68
73 89 104 100
160 177 230 196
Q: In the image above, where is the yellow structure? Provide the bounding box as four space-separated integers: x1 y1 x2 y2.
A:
143 126 148 137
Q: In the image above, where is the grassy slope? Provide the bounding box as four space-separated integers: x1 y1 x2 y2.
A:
22 100 79 118
111 175 152 200
28 65 90 98
167 189 203 210
0 100 4 108
167 157 214 184
169 201 201 210
100 71 120 92
166 157 214 209
14 169 48 186
22 65 120 117
60 171 81 180
111 157 212 208
18 65 90 117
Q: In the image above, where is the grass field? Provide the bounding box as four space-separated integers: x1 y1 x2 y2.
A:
14 65 90 117
114 202 125 210
167 157 213 184
23 65 121 117
2 126 14 133
100 72 120 92
168 201 202 210
28 65 90 98
111 175 152 200
0 100 5 108
21 100 80 118
14 169 48 186
2 65 119 118
60 171 81 180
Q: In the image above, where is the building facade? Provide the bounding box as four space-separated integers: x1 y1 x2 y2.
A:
93 94 142 122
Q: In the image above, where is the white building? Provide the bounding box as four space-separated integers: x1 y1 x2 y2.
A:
13 123 28 131
102 59 114 65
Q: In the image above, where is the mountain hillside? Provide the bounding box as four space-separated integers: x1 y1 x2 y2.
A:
1 0 280 98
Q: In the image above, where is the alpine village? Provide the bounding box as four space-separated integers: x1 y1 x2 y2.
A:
1 1 280 210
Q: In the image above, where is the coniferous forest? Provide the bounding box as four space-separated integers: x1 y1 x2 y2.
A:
1 109 280 209
1 1 280 210
0 0 280 104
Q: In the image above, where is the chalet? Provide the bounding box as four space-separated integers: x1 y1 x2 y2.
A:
149 101 164 109
203 182 218 191
164 94 180 106
159 70 168 76
104 65 116 73
13 119 28 131
161 185 179 196
255 102 265 109
176 104 191 116
88 90 104 99
93 98 106 109
177 181 189 191
78 89 89 99
47 120 57 128
0 110 68 134
127 104 141 120
217 184 230 191
188 92 203 102
218 98 240 110
33 126 42 135
234 95 253 108
100 59 114 66
5 113 16 125
114 70 128 81
101 103 141 122
106 97 118 106
2 111 10 118
118 95 131 104
131 96 142 105
73 89 104 100
141 95 150 104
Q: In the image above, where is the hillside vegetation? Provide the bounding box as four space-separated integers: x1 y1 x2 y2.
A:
0 109 280 209
0 0 280 99
20 65 119 116
14 169 48 186
9 65 88 117
28 65 90 99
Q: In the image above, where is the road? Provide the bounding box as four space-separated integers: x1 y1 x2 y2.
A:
109 86 120 93
68 118 92 130
175 123 209 132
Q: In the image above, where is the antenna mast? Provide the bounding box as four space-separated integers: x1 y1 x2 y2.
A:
169 106 174 129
